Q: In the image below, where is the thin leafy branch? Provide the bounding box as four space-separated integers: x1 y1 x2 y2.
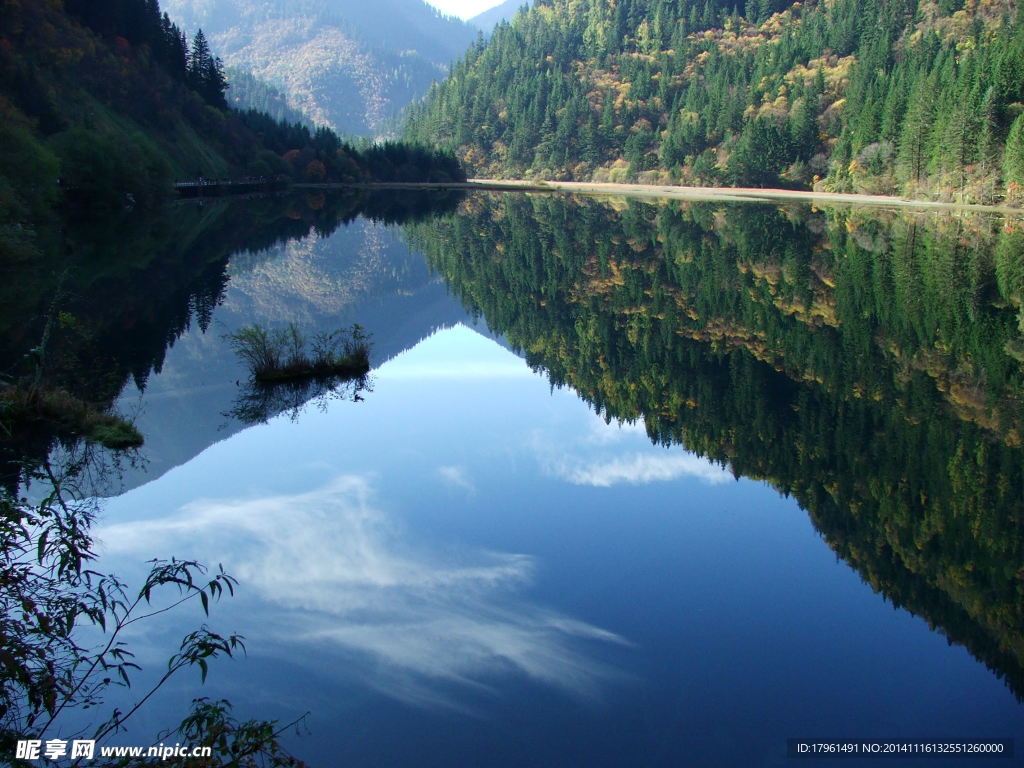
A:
0 459 304 766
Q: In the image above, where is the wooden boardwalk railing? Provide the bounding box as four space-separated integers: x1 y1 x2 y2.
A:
174 176 287 197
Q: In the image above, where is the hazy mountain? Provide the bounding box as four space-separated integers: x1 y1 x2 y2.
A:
162 0 478 136
469 0 528 30
225 67 315 128
107 217 498 495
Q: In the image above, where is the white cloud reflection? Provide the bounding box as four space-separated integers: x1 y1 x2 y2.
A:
438 464 476 494
96 477 626 708
532 411 731 488
552 452 731 487
583 415 649 446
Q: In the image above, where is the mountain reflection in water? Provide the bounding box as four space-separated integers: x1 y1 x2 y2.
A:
5 189 1023 766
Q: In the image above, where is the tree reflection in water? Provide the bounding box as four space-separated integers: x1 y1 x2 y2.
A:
409 192 1024 700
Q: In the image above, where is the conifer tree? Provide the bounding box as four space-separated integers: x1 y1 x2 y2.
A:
897 85 934 184
188 29 212 91
187 29 227 108
1004 113 1024 188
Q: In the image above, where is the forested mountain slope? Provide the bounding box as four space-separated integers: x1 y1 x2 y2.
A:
0 0 464 264
162 0 479 135
226 67 316 127
0 0 258 261
406 0 1024 202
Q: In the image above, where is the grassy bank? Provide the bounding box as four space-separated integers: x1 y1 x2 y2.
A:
0 385 143 450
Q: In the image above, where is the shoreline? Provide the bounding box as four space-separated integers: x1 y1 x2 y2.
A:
464 179 1024 214
294 179 1023 214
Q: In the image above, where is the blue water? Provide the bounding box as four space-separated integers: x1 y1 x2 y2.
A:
91 320 1023 767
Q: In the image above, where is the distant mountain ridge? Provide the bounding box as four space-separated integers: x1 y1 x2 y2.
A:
470 0 529 29
163 0 478 135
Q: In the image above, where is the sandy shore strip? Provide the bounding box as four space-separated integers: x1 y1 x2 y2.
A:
295 179 1022 214
467 178 1024 214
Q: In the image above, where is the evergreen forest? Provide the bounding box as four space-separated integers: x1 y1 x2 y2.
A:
405 0 1024 203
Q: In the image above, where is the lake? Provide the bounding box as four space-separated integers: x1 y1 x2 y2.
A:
4 189 1023 767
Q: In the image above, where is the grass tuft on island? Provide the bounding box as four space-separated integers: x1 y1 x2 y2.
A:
226 323 370 383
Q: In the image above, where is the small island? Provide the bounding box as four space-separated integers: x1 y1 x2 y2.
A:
226 324 370 383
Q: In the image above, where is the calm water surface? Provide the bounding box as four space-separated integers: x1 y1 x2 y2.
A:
11 191 1024 766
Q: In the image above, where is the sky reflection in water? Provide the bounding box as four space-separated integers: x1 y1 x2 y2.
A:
95 323 1023 766
98 327 695 710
